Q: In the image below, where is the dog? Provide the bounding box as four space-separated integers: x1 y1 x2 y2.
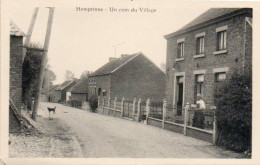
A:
47 106 56 119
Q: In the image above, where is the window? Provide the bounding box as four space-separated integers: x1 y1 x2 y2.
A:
215 72 226 82
196 37 204 54
177 42 184 58
195 74 204 102
217 31 227 51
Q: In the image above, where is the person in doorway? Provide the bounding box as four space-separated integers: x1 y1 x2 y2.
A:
192 94 205 129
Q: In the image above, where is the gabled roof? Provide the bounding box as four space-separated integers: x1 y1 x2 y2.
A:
165 8 252 39
68 78 88 94
49 84 60 92
90 52 141 77
55 80 76 91
10 20 26 37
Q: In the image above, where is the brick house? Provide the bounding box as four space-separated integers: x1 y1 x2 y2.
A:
48 84 60 102
48 79 77 103
164 8 252 120
67 78 89 108
88 52 165 101
9 21 26 132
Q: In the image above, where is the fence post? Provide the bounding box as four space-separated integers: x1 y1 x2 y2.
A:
121 97 125 118
162 99 167 129
145 99 150 124
184 102 190 136
132 98 136 120
114 97 117 117
98 96 100 112
137 98 141 122
211 106 217 145
108 97 111 115
102 97 105 114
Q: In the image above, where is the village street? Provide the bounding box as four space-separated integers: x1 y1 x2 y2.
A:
9 102 242 158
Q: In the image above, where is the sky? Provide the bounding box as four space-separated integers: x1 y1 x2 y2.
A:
10 1 210 84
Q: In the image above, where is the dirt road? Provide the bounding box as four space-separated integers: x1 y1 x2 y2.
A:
30 102 242 158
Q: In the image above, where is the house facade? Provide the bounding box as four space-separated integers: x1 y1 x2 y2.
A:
9 21 26 132
48 79 77 103
67 78 89 109
164 8 252 119
88 52 165 101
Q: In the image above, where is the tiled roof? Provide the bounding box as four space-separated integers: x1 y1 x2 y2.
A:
165 8 252 38
90 52 141 77
10 20 26 37
49 85 60 92
68 78 88 94
55 80 75 91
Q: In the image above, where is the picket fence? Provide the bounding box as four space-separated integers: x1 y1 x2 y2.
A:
97 96 217 144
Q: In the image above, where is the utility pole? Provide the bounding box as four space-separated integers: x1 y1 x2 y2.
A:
22 7 39 63
32 7 55 121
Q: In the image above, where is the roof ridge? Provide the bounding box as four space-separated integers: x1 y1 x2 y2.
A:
110 52 141 74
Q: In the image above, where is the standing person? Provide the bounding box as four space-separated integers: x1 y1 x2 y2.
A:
193 94 205 129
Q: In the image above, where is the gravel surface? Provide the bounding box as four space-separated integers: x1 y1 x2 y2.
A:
9 102 243 158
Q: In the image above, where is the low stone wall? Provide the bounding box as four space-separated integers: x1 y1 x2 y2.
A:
115 111 121 118
108 108 114 117
147 117 162 128
164 121 184 134
186 126 213 143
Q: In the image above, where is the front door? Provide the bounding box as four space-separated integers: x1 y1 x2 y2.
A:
176 76 184 116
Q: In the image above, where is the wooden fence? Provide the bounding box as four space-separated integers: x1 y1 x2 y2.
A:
97 97 217 144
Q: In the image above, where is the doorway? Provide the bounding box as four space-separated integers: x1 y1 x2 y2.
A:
176 76 184 116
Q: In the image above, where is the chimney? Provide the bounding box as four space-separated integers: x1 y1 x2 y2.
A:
121 54 128 58
109 57 117 62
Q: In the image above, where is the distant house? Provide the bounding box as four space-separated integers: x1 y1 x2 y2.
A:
9 21 26 132
67 78 89 109
88 52 165 101
48 84 60 102
164 8 252 119
48 79 77 103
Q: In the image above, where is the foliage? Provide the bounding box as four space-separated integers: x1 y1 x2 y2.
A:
42 68 56 88
214 70 252 153
65 70 75 81
80 70 91 79
22 49 42 110
89 95 98 112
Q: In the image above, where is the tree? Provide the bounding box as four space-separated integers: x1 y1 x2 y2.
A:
80 70 90 79
65 70 75 81
214 70 252 153
160 63 166 73
42 68 56 88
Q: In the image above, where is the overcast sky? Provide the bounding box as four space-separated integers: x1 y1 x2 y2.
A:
10 2 210 84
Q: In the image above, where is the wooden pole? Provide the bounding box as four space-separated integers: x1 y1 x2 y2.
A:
32 8 55 121
22 7 39 63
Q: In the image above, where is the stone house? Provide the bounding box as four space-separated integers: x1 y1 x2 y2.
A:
48 84 60 102
9 21 26 132
164 8 252 120
48 79 77 103
67 78 89 108
88 52 165 101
